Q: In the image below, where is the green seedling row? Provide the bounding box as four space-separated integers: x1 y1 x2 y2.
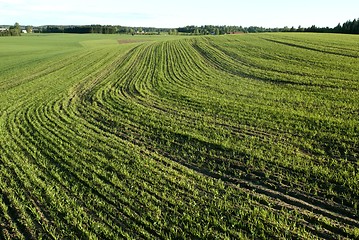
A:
0 33 358 239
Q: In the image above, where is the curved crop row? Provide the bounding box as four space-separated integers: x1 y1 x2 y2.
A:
0 33 358 239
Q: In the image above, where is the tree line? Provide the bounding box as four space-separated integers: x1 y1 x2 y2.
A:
180 19 359 34
1 18 358 37
177 25 245 35
40 25 165 35
34 19 359 35
39 25 248 35
307 19 359 34
0 22 21 36
0 22 33 36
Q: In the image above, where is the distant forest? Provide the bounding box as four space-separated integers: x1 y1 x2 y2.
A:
1 18 358 36
304 18 359 34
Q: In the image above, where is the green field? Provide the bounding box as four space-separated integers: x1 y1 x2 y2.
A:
0 32 358 239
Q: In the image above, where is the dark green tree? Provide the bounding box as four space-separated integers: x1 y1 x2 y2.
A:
9 22 21 36
297 25 304 32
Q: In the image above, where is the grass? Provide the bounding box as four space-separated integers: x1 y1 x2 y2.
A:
0 32 358 239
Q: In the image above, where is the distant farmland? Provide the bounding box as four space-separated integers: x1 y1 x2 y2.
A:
0 33 358 239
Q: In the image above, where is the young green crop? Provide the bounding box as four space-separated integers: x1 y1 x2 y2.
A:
0 33 358 239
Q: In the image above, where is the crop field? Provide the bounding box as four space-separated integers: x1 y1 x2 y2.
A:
0 32 358 239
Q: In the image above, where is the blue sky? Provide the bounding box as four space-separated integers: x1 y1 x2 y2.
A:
0 0 358 28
